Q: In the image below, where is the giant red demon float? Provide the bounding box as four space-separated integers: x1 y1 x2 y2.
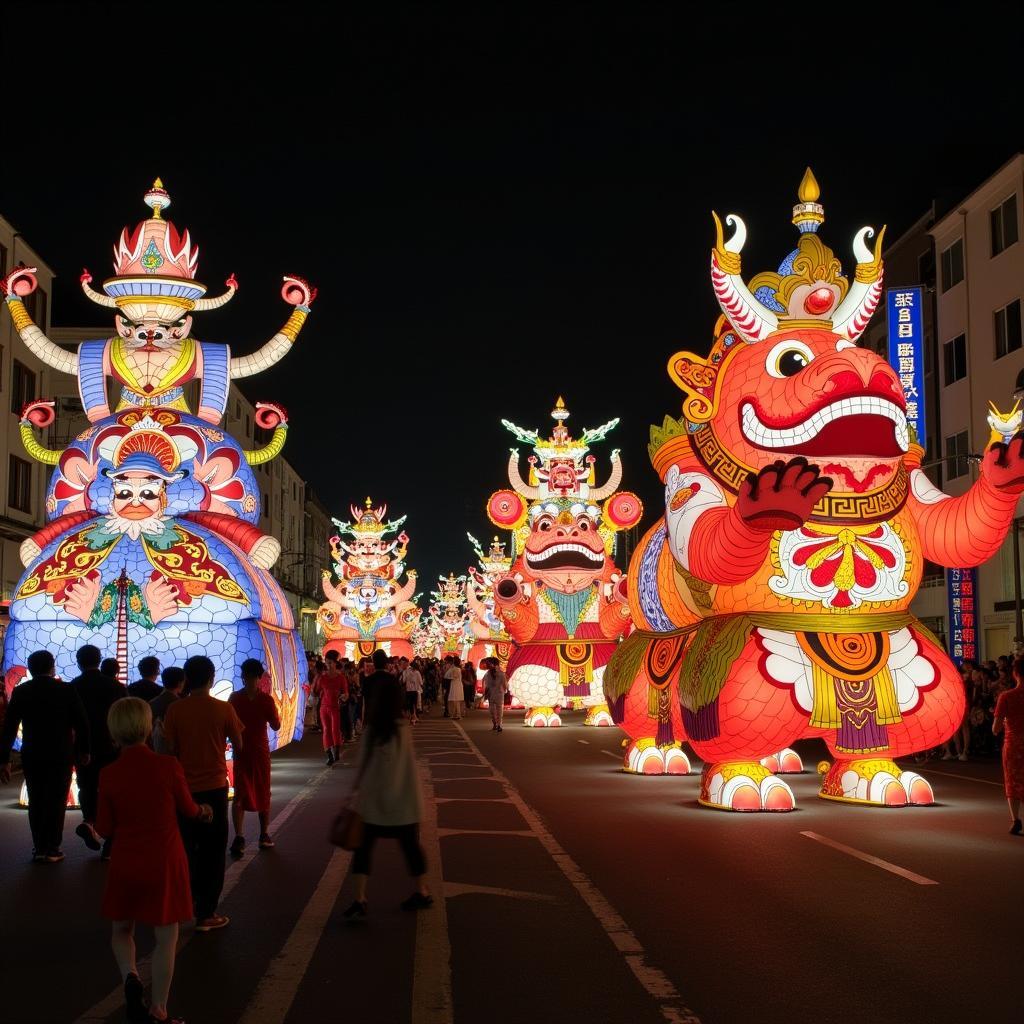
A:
606 170 1024 808
487 398 643 727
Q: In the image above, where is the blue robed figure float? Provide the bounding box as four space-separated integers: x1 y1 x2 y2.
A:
2 179 315 747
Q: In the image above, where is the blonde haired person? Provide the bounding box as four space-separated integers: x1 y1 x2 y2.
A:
97 698 212 1024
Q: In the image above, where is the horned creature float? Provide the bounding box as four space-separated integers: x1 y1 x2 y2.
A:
606 171 1024 808
488 399 642 727
1 180 313 745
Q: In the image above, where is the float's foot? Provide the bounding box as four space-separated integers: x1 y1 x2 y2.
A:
699 761 795 812
524 706 562 728
583 703 614 727
819 757 934 806
623 738 692 775
760 747 805 774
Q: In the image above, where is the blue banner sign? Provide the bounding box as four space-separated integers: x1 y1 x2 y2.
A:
946 566 977 667
886 286 925 451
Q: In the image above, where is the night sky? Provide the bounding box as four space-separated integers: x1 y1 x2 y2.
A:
2 4 1022 590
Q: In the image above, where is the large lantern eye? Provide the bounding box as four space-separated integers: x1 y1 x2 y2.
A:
766 339 815 378
537 515 554 532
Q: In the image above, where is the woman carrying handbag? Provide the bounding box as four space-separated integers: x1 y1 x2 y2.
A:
331 650 432 916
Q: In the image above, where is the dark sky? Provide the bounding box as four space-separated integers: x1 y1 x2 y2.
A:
2 4 1022 590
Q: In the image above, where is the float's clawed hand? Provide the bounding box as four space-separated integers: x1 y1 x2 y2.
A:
63 571 102 623
145 576 180 625
736 457 832 533
983 435 1024 492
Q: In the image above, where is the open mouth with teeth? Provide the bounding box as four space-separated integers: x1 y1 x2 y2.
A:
740 394 909 458
524 543 605 571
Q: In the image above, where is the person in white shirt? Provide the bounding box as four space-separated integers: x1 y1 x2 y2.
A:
444 658 465 720
482 659 508 731
400 658 423 724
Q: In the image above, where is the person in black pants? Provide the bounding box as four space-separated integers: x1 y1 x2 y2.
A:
0 650 91 862
69 644 126 855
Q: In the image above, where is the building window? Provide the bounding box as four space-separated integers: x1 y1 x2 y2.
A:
245 414 251 436
262 493 269 517
11 359 36 414
940 239 964 292
995 298 1022 359
991 194 1019 257
945 430 970 479
943 333 967 384
8 455 32 513
0 242 7 277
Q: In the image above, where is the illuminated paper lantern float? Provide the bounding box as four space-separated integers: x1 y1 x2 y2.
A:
317 499 421 660
605 170 1024 809
465 533 520 703
487 398 642 727
428 573 472 662
1 180 312 748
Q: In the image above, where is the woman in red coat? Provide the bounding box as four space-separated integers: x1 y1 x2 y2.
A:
97 697 212 1024
228 658 281 858
994 656 1024 835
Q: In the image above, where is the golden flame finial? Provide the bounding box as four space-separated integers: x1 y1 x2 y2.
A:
798 167 820 203
364 496 372 508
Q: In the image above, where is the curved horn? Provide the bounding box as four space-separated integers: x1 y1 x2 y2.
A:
79 270 118 308
507 450 540 499
19 401 60 465
243 402 288 465
589 450 623 501
831 225 886 341
710 212 779 343
193 275 238 311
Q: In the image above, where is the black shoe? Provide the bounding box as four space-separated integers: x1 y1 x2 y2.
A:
31 850 45 864
125 971 148 1024
400 891 434 911
325 750 335 766
229 835 246 859
343 900 368 918
497 727 503 733
1011 818 1022 835
76 822 102 851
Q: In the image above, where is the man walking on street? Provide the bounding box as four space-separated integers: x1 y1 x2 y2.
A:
150 666 186 754
482 658 508 732
0 650 91 863
401 658 423 723
163 655 244 932
445 657 464 720
69 644 125 855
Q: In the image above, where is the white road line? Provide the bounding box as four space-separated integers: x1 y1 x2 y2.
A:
429 775 499 784
74 762 336 1024
453 722 701 1024
444 881 556 902
916 767 1004 787
577 739 590 745
413 765 454 1024
800 831 939 886
434 797 512 804
239 847 351 1023
599 749 619 759
436 828 534 838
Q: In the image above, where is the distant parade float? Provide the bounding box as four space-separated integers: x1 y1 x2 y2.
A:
1 179 311 747
605 171 1024 808
427 573 472 661
486 398 642 727
465 533 517 691
317 499 421 660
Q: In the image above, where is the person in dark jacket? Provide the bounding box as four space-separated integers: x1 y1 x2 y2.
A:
0 650 91 862
70 644 125 854
126 656 162 702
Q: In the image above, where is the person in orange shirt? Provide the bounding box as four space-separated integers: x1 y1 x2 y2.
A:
163 656 244 932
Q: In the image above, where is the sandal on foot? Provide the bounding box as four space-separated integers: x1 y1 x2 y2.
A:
258 833 275 849
1011 818 1022 835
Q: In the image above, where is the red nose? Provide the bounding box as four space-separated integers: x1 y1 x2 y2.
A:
824 368 902 402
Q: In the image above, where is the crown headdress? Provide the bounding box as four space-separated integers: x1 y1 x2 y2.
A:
333 497 407 538
82 179 237 321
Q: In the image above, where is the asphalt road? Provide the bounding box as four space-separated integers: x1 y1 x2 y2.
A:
0 706 1019 1024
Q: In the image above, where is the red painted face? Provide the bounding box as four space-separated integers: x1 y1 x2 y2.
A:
712 328 909 492
522 507 608 593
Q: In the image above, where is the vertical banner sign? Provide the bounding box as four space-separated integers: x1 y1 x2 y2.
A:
946 567 978 667
887 287 925 450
